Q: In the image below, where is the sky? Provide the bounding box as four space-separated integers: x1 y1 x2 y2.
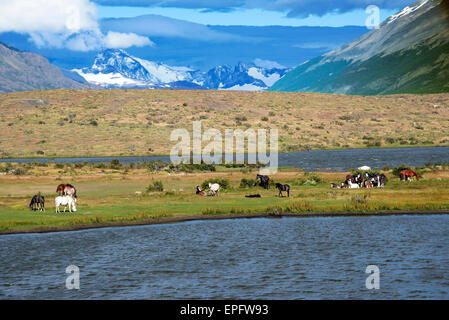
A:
97 5 400 27
0 0 416 52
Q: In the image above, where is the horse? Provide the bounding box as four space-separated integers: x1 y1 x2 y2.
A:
56 184 77 198
196 186 206 196
275 183 290 197
55 195 77 213
400 169 420 181
365 173 386 188
347 180 360 189
256 174 270 189
29 195 45 211
362 180 374 188
208 183 220 196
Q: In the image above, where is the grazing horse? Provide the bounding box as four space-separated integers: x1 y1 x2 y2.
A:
196 186 206 196
208 183 220 196
56 184 77 198
55 195 77 213
29 195 45 211
275 183 290 197
400 169 420 181
256 174 270 189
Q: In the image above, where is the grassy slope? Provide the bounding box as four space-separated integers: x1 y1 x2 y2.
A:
0 89 448 157
1 168 449 233
270 30 449 95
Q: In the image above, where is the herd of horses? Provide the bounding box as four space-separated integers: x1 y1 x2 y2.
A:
331 169 420 189
29 183 77 213
29 169 421 212
196 174 291 198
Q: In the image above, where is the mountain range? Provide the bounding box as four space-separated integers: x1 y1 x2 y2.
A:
73 49 290 90
270 0 449 94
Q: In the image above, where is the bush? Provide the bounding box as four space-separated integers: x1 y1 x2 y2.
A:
146 180 164 192
12 168 27 175
239 178 257 188
201 178 230 190
109 159 122 169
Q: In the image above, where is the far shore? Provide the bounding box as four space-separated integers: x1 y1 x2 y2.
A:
1 210 449 236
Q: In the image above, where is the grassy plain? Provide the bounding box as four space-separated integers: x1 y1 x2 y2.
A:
0 89 448 157
1 164 448 234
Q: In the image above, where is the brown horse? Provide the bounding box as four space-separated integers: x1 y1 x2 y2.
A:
400 170 420 181
56 184 77 198
196 186 206 196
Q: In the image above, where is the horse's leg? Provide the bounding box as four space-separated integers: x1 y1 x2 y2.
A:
287 188 290 197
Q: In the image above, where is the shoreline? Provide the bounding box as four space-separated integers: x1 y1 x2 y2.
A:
2 209 449 236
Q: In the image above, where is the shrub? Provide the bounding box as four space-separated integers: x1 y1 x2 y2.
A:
12 168 27 175
239 178 257 188
109 159 122 169
261 116 268 121
201 178 230 190
146 180 164 192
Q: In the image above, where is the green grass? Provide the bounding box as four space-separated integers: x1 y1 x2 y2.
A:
1 168 449 233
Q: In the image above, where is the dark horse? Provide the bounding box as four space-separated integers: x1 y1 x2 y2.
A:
56 184 77 198
29 195 45 211
256 174 270 189
275 183 290 197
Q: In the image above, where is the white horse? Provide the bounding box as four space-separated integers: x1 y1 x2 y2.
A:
208 183 220 196
347 180 360 189
55 195 77 213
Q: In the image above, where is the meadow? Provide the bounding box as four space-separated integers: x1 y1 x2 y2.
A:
0 89 448 157
0 162 448 234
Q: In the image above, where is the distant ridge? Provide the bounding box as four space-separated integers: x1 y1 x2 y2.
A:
0 42 92 94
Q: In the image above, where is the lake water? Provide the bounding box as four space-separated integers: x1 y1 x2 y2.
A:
1 215 448 299
1 147 448 171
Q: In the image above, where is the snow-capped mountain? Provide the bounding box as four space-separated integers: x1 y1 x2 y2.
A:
73 49 289 91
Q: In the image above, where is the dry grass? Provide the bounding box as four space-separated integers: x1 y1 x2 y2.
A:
0 89 448 157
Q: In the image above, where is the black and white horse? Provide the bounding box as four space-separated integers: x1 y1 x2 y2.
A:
29 195 45 211
256 174 270 189
365 173 386 188
275 183 290 197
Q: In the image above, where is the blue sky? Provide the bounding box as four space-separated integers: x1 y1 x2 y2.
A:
97 5 400 27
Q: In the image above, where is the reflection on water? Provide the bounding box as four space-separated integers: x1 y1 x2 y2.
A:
1 215 449 299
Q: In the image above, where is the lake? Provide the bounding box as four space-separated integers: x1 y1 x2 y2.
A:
1 146 449 171
1 215 448 299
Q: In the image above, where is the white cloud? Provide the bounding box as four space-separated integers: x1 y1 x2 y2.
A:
103 31 153 48
253 58 285 69
0 0 152 51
